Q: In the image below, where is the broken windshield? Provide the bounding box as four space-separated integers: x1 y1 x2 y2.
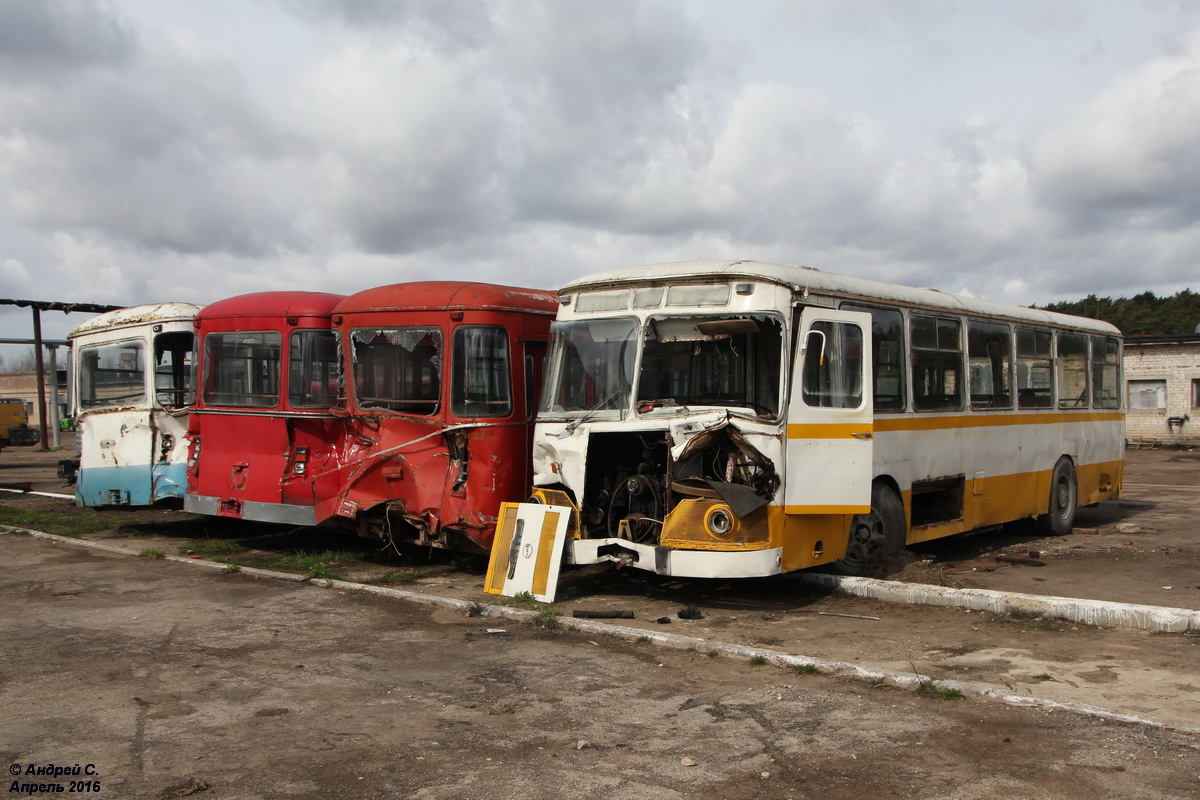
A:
636 314 783 418
350 327 442 414
539 318 638 417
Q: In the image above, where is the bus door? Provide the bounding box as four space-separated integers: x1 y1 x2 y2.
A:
77 407 156 506
783 308 873 515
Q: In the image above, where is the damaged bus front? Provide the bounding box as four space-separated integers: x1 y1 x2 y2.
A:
323 282 557 553
63 303 202 507
508 262 873 579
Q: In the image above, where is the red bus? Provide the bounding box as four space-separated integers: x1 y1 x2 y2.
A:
185 291 346 525
323 282 557 552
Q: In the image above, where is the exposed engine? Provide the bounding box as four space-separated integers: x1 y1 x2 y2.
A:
579 426 779 543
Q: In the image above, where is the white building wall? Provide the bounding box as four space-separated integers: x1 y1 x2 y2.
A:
1123 338 1200 446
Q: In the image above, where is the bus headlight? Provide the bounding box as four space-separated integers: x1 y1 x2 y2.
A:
704 505 736 539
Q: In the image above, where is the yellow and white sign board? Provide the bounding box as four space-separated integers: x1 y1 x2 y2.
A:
484 502 571 603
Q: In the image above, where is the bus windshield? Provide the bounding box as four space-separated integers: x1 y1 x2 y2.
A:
540 318 638 416
637 314 783 417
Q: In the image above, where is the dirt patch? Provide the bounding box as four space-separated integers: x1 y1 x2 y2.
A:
2 443 1200 796
3 533 1198 800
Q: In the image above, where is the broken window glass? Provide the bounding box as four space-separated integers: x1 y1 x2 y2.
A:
350 327 443 414
637 314 783 417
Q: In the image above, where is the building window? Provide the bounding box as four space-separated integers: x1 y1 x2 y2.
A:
1128 379 1166 411
1193 378 1200 409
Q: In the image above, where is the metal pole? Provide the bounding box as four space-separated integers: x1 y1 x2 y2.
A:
31 307 48 450
48 345 61 449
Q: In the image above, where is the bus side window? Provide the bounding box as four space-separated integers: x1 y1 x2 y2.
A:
1016 328 1052 409
1091 336 1121 409
967 320 1012 410
841 303 905 412
801 321 863 408
911 314 963 411
1056 331 1090 408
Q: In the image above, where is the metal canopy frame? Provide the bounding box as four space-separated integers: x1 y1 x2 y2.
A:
1 298 124 450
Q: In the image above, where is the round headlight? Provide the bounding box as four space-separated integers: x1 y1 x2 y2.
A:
705 506 735 538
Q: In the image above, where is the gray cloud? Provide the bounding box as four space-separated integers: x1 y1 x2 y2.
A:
0 0 134 78
1028 32 1200 231
0 0 1197 342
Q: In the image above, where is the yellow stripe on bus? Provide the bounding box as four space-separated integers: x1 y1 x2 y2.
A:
872 411 1123 433
786 423 873 439
783 504 870 515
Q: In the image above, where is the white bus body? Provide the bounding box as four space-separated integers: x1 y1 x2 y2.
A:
67 303 201 507
502 261 1123 580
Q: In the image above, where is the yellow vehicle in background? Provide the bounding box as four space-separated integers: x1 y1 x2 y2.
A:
0 398 35 448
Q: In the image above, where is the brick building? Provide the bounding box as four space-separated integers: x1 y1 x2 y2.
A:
1123 334 1200 446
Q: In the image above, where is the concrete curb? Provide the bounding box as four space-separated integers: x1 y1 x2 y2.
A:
799 573 1200 633
5 526 1198 735
0 487 76 500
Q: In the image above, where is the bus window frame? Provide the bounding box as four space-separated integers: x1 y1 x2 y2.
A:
1090 335 1121 410
77 337 148 411
451 325 514 419
1055 330 1091 409
288 328 341 409
966 319 1014 411
839 302 906 413
349 326 444 416
910 313 964 412
202 330 283 409
1016 326 1053 409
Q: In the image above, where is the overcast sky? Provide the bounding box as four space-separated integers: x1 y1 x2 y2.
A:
2 0 1199 345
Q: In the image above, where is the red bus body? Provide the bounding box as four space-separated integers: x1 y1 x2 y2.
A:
185 292 346 525
323 282 556 552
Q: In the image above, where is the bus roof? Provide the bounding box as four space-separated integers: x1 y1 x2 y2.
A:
68 302 203 339
196 292 346 322
334 282 558 316
560 260 1122 335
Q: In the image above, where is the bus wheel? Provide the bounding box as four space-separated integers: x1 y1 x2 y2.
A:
834 484 906 576
1036 457 1077 536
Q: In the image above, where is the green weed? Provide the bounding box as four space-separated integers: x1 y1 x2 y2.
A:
916 680 963 700
0 506 115 538
182 539 244 556
376 571 417 585
270 551 347 580
532 608 561 629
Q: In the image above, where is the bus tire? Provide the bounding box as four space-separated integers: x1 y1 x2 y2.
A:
1036 456 1077 536
834 483 906 576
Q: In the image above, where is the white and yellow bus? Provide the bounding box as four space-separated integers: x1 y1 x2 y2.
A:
499 260 1123 581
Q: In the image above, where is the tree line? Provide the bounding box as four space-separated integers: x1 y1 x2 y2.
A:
1037 289 1199 337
